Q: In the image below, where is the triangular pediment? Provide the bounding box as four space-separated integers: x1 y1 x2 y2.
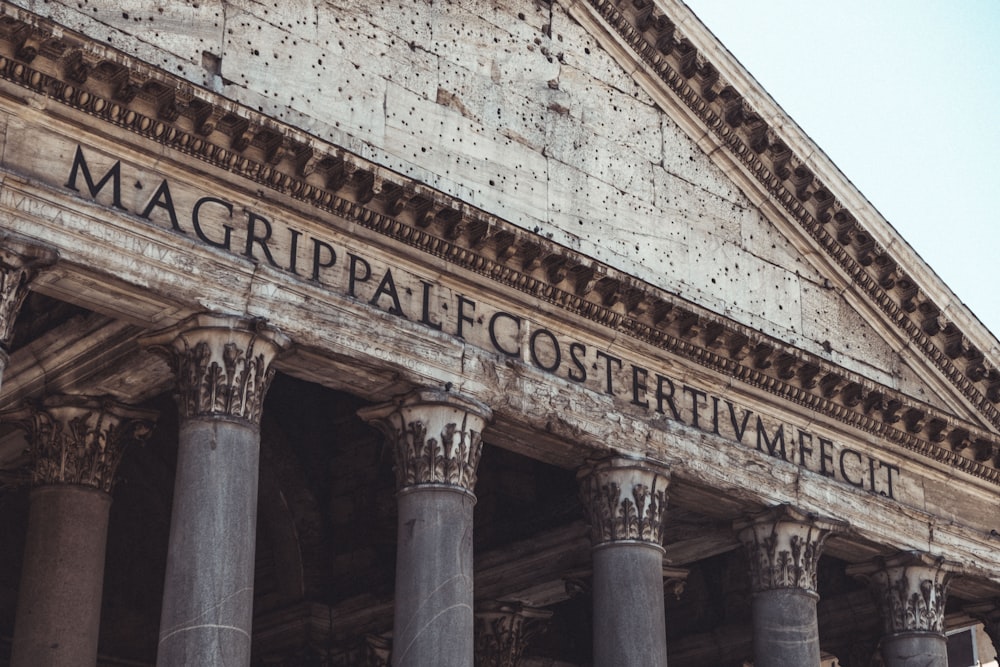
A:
0 0 997 470
546 0 1000 433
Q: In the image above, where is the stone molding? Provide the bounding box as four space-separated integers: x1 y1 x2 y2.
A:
847 551 953 635
578 457 670 548
1 6 1000 484
139 313 291 426
736 505 842 595
474 602 552 667
0 394 156 492
0 232 57 351
575 0 1000 431
358 389 493 493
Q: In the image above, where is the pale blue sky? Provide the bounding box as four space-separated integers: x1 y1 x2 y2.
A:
683 1 1000 339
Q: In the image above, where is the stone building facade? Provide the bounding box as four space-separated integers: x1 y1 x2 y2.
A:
0 0 998 666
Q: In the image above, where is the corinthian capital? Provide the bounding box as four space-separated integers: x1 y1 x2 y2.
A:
848 551 954 635
474 602 552 667
0 395 157 492
0 235 58 350
577 457 670 548
140 313 290 426
736 505 842 595
358 389 492 494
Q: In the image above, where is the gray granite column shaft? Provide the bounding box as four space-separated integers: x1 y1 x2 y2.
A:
592 542 668 666
847 552 952 667
141 313 289 667
359 389 492 667
737 505 841 667
879 634 947 667
394 487 475 665
156 418 260 665
750 590 820 667
12 486 110 667
1 396 155 667
578 458 671 667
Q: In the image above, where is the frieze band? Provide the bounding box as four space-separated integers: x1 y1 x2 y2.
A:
49 141 1000 490
0 0 991 485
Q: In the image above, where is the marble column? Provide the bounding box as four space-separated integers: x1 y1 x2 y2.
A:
848 552 952 667
359 389 492 667
578 457 671 667
0 235 58 389
1 396 156 667
474 601 552 667
140 313 290 666
736 505 841 667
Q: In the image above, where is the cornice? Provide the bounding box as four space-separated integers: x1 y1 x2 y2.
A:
2 6 1000 486
567 0 1000 431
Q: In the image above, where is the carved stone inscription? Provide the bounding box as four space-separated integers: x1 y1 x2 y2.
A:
59 143 903 499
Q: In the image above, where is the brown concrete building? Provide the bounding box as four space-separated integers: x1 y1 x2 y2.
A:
0 1 997 666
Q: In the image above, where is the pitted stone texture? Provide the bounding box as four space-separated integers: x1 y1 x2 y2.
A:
140 312 290 426
359 389 492 493
3 0 931 395
578 457 669 548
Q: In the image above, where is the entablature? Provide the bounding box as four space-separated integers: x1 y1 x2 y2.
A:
2 2 1000 588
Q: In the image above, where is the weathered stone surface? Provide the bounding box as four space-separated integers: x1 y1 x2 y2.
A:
579 459 671 667
848 552 953 667
9 486 111 667
360 390 491 666
146 314 288 666
3 0 975 405
156 418 261 666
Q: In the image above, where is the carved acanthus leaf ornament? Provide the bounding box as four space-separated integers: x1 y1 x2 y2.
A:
0 395 156 492
848 551 953 634
474 602 552 667
358 389 493 494
1 8 999 482
140 313 291 427
737 506 842 595
0 234 57 351
578 458 670 548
